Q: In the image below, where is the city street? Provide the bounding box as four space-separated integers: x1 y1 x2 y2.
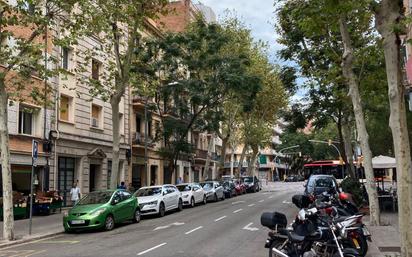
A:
0 183 302 257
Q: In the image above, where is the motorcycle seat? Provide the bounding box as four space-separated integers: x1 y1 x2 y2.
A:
288 231 305 242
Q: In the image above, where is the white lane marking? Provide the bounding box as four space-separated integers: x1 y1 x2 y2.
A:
243 222 259 231
268 196 274 199
282 200 292 204
214 216 227 222
185 226 203 235
153 222 184 231
154 225 170 231
259 199 264 203
232 200 246 205
137 243 167 256
248 204 255 207
263 192 270 195
233 208 243 213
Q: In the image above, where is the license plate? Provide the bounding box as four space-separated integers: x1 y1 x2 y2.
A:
362 227 371 236
71 220 85 225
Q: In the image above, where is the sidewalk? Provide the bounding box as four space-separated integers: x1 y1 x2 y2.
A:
365 212 400 257
0 212 64 248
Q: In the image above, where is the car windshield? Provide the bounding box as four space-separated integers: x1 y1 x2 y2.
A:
308 177 334 188
135 187 162 197
243 177 253 183
177 185 191 192
200 183 213 190
77 191 113 205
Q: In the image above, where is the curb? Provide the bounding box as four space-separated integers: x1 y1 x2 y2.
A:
0 230 64 249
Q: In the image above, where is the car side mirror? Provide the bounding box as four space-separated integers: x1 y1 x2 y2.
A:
163 191 166 196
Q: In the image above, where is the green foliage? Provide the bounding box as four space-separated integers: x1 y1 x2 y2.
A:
0 0 82 102
341 177 363 206
133 17 267 170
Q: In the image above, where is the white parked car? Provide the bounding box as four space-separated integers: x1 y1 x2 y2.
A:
134 185 183 217
176 183 207 207
200 181 225 202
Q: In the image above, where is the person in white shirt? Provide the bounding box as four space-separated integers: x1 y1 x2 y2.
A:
70 183 81 206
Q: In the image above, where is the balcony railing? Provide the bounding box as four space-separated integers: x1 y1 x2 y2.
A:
132 132 155 147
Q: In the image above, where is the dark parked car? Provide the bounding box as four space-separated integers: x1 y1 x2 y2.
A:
242 176 260 193
304 175 339 196
222 181 237 198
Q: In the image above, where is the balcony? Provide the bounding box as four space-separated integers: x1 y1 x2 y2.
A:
195 149 208 160
132 132 156 148
223 161 249 168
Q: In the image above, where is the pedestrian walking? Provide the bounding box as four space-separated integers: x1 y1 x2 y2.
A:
118 181 126 190
70 182 80 206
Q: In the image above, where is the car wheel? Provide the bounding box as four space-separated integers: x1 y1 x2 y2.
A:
202 195 207 205
133 208 141 223
214 193 218 202
104 215 115 231
158 202 165 217
177 199 183 211
190 197 195 208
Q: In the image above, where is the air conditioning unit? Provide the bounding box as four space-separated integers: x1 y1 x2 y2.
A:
91 118 99 128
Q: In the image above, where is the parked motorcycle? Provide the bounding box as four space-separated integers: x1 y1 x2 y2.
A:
261 208 360 257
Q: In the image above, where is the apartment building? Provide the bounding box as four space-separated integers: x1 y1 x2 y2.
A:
50 34 130 205
129 0 219 188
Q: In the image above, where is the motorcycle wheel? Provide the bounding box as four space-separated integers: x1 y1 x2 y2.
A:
348 232 368 257
268 240 288 257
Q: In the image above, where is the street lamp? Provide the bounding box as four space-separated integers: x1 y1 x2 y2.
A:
274 145 300 181
309 139 344 178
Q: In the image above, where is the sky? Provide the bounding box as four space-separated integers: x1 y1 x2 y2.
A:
199 0 282 64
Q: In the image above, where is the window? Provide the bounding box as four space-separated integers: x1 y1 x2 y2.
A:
91 104 102 128
121 191 131 201
135 115 141 133
61 47 72 70
59 95 72 122
18 106 34 135
91 59 100 80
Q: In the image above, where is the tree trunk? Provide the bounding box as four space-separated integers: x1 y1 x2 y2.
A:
339 15 380 225
110 97 121 189
203 134 214 180
342 116 356 178
218 136 228 177
248 147 258 176
337 114 352 177
236 145 248 177
0 78 15 241
375 1 412 255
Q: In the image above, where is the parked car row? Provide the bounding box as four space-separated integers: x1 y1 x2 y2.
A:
63 178 261 233
284 174 305 182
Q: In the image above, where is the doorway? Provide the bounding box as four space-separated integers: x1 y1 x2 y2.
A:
150 165 158 185
89 164 99 192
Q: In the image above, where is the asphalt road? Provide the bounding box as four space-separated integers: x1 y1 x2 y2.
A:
1 182 303 257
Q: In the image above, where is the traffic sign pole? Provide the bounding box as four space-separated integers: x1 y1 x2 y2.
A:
29 140 38 235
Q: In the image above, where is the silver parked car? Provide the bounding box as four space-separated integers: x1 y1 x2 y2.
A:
200 181 225 202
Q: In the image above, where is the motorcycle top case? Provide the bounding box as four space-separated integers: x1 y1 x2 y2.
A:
292 194 311 209
260 212 287 229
